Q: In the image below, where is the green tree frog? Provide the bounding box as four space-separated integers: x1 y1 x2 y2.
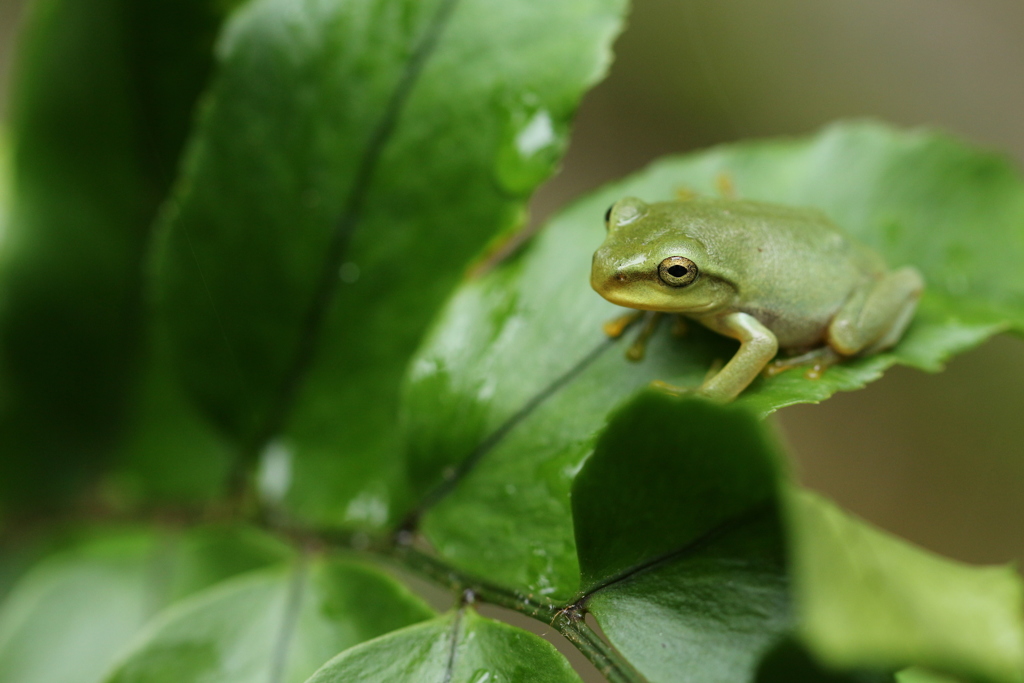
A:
590 196 923 402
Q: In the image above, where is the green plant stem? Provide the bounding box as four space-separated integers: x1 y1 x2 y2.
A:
556 616 646 683
383 542 648 683
386 542 561 620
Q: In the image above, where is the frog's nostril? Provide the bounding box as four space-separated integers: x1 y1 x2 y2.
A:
615 272 628 283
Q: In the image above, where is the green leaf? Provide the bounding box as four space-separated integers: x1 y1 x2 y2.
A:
789 489 1024 683
0 0 232 506
895 668 964 683
154 0 627 528
0 525 288 683
105 557 434 683
574 391 1024 683
403 121 1024 597
574 393 792 682
105 339 235 505
586 514 792 683
304 608 581 683
573 395 784 590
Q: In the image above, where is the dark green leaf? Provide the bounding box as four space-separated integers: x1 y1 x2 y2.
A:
105 557 434 683
0 525 288 683
573 394 784 589
574 392 791 682
586 514 792 683
576 391 1024 683
155 0 628 528
404 122 1024 597
0 0 231 506
304 609 581 683
106 338 234 504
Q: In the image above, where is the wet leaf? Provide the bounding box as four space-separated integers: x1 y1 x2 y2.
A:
404 122 1024 597
304 608 581 683
0 525 288 683
104 557 433 683
0 0 232 507
154 0 628 528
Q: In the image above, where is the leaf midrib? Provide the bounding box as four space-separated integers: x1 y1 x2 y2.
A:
406 336 617 525
248 0 463 458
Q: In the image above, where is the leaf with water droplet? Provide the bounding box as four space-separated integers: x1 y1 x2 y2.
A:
495 93 568 196
154 0 629 531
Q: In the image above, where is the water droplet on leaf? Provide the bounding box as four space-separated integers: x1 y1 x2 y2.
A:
494 94 566 196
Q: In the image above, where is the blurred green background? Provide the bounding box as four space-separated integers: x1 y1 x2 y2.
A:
1 0 1022 590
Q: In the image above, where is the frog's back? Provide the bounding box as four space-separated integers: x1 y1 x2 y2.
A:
660 198 885 348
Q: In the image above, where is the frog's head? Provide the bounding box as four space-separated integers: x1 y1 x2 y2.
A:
590 197 735 314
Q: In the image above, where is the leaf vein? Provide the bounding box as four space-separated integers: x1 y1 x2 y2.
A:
580 502 773 603
250 0 463 456
268 558 309 683
441 606 466 683
407 336 617 524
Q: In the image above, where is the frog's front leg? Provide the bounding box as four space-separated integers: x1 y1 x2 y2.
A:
699 312 778 402
828 267 924 356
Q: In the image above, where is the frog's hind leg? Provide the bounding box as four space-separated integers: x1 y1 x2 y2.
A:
828 266 924 356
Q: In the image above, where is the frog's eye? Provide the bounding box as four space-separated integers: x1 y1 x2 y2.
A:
658 256 699 287
603 205 613 228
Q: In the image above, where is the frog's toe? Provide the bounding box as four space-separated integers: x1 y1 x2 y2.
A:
715 172 737 199
764 347 842 379
602 310 643 338
649 379 689 396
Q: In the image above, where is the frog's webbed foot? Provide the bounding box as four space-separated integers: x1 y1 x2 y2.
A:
626 312 664 361
764 346 843 380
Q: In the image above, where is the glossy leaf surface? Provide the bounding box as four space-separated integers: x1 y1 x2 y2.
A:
0 0 231 505
0 526 288 683
576 392 792 683
577 392 1024 683
105 557 433 683
155 0 628 529
405 122 1024 598
305 609 581 683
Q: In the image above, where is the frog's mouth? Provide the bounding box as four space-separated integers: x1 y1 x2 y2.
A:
590 269 660 310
